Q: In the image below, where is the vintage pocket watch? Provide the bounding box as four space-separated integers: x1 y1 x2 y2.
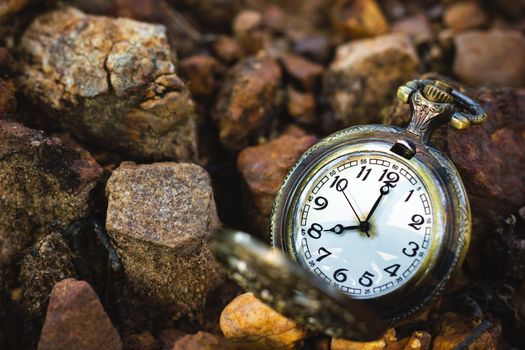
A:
209 80 487 340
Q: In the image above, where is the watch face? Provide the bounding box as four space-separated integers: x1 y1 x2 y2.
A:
290 150 443 299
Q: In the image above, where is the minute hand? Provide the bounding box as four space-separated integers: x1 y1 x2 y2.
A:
365 185 391 222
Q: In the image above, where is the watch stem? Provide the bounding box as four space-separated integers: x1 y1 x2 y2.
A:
422 81 455 104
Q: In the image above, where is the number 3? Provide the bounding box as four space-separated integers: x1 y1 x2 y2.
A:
402 241 420 257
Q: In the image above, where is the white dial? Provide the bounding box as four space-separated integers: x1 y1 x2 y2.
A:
293 152 438 299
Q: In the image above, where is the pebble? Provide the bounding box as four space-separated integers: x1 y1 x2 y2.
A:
331 0 389 39
444 2 488 32
279 52 324 91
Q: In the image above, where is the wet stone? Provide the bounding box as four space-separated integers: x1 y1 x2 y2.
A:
0 120 102 285
17 7 198 160
453 30 525 87
38 278 122 350
324 33 420 126
220 292 307 350
213 53 282 151
331 0 389 40
105 162 223 320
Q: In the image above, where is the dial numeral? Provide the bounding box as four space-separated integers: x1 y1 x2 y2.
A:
330 176 348 192
316 247 332 262
307 223 323 239
333 268 349 282
379 169 400 187
405 189 414 202
383 264 401 277
408 214 424 230
357 166 371 181
313 196 328 210
359 271 375 287
402 241 420 257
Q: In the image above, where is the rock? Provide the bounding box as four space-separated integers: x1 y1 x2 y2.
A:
237 130 317 237
178 55 225 97
172 331 235 350
233 10 267 55
385 331 431 350
392 14 433 46
220 292 307 350
38 278 122 350
0 120 102 285
213 53 282 151
331 0 389 40
331 338 385 350
158 329 186 350
0 48 17 119
262 4 286 34
17 7 198 160
123 331 157 350
292 34 331 64
432 313 496 350
279 53 324 91
214 36 243 64
0 0 37 22
105 162 223 320
18 231 76 320
324 33 420 126
444 2 488 32
287 88 316 126
453 30 525 87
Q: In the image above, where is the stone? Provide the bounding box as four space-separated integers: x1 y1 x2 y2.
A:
0 120 102 285
444 2 488 32
279 53 324 91
18 231 76 320
213 53 282 151
0 47 17 119
237 130 317 237
323 33 420 126
158 329 186 350
220 292 307 350
17 7 198 160
287 88 316 126
105 162 223 319
123 331 157 350
178 55 225 97
453 30 525 87
233 10 267 55
331 338 385 350
292 35 331 64
392 14 433 46
38 278 122 350
0 0 35 21
331 0 389 40
172 331 235 350
432 313 496 350
385 331 431 350
214 36 243 64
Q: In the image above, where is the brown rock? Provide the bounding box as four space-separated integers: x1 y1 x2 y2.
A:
263 4 286 34
432 313 496 350
444 2 488 32
385 331 431 350
17 7 198 160
280 53 324 91
105 162 223 320
19 231 76 320
172 331 235 350
158 329 186 350
237 130 317 237
213 53 282 151
0 0 35 21
38 278 122 350
178 55 224 97
324 33 420 126
453 30 525 88
123 331 157 350
292 35 331 64
0 120 101 284
331 0 389 40
331 338 385 350
214 36 243 64
233 10 267 55
287 88 316 125
220 292 307 350
0 78 16 119
392 14 433 46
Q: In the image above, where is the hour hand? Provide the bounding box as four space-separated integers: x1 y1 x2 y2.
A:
325 224 360 234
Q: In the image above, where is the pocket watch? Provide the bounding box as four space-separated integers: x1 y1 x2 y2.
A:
209 80 487 340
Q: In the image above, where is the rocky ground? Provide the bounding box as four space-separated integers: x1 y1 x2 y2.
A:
0 0 524 349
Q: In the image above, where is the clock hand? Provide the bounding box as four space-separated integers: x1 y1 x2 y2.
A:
341 191 363 223
365 184 391 222
325 224 361 234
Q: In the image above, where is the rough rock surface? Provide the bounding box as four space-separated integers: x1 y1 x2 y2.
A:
220 292 307 350
178 55 224 98
331 0 389 40
279 53 324 91
38 278 122 350
17 7 198 160
0 120 102 284
172 331 235 350
324 33 420 126
431 313 496 350
19 231 76 320
105 162 223 320
213 53 282 150
0 47 17 119
287 88 316 126
453 30 525 88
237 129 317 237
123 331 157 350
444 2 488 32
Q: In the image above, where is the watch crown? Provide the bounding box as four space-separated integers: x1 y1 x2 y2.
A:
422 81 454 104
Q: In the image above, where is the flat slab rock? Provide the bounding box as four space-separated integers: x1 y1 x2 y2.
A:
0 120 101 282
17 7 198 160
105 162 223 318
38 278 122 350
